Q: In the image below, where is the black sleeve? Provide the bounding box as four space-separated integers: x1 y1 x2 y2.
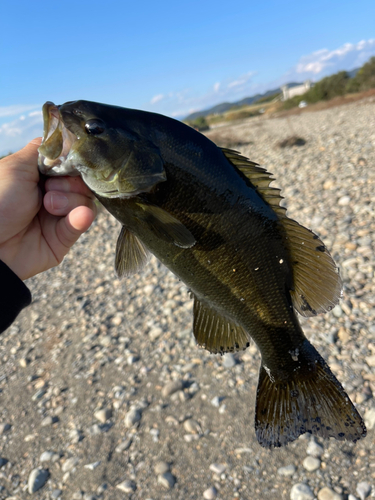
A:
0 260 32 334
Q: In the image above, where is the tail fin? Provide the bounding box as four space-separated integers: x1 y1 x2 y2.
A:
255 342 366 448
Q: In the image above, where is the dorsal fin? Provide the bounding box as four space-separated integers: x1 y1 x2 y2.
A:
221 148 342 317
193 296 250 354
221 148 286 218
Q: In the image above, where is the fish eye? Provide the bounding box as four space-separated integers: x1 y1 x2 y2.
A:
85 119 105 135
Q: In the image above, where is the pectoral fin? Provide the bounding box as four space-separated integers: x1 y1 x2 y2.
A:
115 226 150 278
137 203 196 249
193 296 250 354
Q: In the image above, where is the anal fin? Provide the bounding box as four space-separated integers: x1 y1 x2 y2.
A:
193 296 250 354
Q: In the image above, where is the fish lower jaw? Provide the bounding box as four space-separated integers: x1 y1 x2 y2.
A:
38 155 80 177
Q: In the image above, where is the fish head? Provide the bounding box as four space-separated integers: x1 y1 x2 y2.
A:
38 100 167 198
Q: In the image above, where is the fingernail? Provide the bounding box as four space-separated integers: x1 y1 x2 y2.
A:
51 193 68 210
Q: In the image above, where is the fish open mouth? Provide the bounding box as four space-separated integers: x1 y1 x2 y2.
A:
38 102 79 176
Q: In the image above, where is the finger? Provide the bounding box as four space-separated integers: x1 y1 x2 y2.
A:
55 206 96 250
44 191 97 216
13 137 42 163
45 176 94 198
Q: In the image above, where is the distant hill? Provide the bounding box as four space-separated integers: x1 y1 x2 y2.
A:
184 83 303 121
184 70 360 121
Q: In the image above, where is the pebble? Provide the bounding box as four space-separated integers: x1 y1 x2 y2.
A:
364 407 375 430
161 380 184 397
62 457 79 472
183 418 201 434
277 464 296 476
51 489 63 499
356 482 372 500
84 461 101 470
115 437 132 452
303 456 321 472
157 471 176 489
306 440 324 458
124 408 142 427
154 461 170 474
338 195 351 206
290 483 314 500
317 486 343 500
41 415 58 426
40 451 59 462
203 486 218 499
116 479 137 493
209 463 227 475
28 468 49 494
0 423 11 434
94 408 112 423
223 353 236 368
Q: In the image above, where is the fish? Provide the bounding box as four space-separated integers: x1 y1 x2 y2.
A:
38 100 366 448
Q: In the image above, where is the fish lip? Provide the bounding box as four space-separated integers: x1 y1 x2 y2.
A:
38 101 79 175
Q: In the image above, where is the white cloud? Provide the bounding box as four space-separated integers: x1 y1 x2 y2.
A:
0 112 43 155
150 94 164 104
294 39 375 77
0 104 40 118
213 82 220 92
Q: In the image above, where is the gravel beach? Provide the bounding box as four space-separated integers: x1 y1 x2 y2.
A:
1 97 374 500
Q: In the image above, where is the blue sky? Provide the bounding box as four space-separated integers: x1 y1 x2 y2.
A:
1 0 375 155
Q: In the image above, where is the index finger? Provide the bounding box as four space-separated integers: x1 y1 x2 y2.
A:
45 176 95 198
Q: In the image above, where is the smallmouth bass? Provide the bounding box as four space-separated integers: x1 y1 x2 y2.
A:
38 100 366 448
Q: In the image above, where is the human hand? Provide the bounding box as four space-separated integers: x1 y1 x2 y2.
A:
0 138 97 280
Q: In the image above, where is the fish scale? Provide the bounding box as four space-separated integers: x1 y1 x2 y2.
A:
38 100 366 448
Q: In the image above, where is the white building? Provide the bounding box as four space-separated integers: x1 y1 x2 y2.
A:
281 81 312 100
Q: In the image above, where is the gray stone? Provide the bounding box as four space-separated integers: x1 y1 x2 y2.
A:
51 490 63 499
0 423 11 434
303 456 320 472
277 464 296 476
84 461 101 470
124 408 142 427
28 468 49 494
223 353 236 368
209 463 227 475
41 415 59 426
183 418 201 434
364 408 375 430
154 461 170 475
115 438 132 452
162 380 184 397
40 451 56 462
116 479 136 493
306 440 324 457
290 483 314 500
62 456 79 473
356 482 372 500
158 472 176 489
203 486 218 499
318 486 343 500
94 408 112 423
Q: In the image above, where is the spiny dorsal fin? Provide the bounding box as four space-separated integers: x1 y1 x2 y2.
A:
136 202 196 249
115 226 150 278
221 148 342 317
221 148 287 218
193 296 250 354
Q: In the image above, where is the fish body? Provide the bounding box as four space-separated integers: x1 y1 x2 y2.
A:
38 100 366 447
